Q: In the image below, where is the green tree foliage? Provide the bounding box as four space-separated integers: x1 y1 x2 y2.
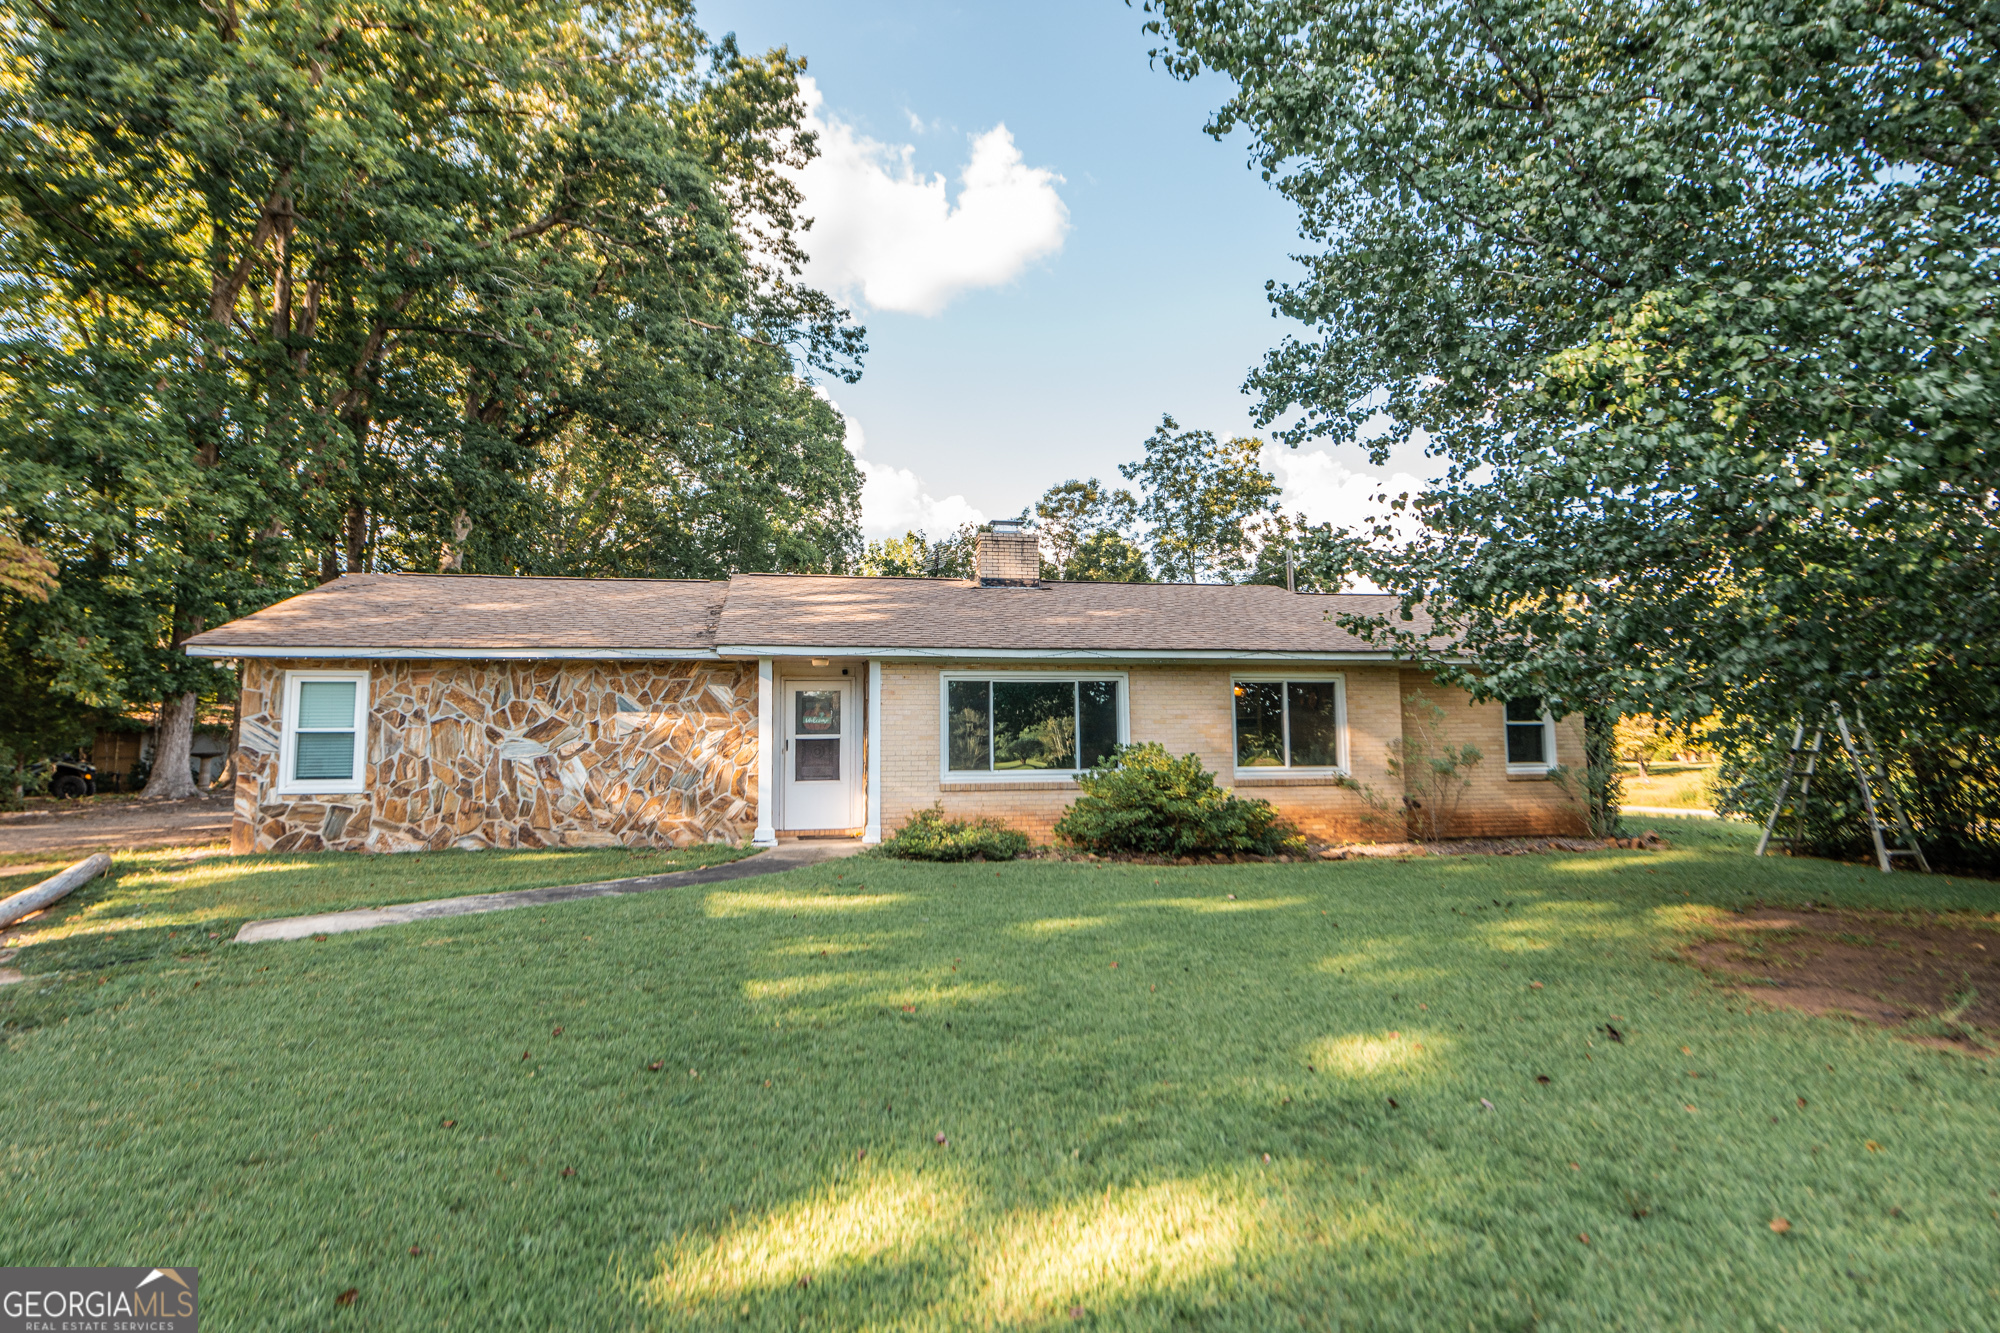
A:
859 525 977 578
1058 529 1152 583
1244 513 1361 593
1119 415 1280 583
1033 478 1150 581
1146 0 2000 860
0 0 862 788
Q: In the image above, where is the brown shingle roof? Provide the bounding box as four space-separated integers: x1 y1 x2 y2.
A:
182 573 726 658
712 574 1420 654
183 571 1432 659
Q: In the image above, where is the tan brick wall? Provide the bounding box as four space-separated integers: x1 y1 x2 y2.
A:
878 661 1436 844
1395 670 1589 838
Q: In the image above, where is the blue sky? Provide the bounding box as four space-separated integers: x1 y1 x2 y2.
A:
697 0 1434 542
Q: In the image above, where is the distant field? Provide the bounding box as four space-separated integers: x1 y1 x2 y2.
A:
1621 762 1717 810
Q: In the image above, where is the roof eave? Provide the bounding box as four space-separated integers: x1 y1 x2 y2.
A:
711 644 1446 662
183 644 722 661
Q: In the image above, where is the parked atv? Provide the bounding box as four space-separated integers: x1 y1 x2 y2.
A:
48 755 96 799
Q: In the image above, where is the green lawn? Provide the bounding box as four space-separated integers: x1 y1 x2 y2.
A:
1620 762 1718 810
0 842 751 969
3 819 1998 1330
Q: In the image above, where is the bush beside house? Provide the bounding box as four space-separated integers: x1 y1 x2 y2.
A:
877 805 1032 862
1054 743 1301 858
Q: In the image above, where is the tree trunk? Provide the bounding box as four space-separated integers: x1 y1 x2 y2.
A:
1582 705 1622 837
141 691 199 799
1635 756 1649 779
214 664 242 791
345 501 367 572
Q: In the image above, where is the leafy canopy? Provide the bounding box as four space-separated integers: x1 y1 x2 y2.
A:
0 0 864 775
1143 0 2000 744
1119 414 1280 583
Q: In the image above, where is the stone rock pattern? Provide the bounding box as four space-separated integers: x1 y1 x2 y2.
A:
233 659 758 853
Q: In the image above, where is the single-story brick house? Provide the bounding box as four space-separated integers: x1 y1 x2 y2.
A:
184 525 1586 854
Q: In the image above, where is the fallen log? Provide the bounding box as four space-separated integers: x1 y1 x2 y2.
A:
0 852 111 930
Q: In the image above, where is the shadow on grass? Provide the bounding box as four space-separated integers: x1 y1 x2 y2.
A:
5 830 2000 1329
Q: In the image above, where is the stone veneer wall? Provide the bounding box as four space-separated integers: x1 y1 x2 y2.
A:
233 659 758 853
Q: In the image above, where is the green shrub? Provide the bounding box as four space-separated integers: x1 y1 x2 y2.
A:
877 804 1031 862
1054 743 1300 857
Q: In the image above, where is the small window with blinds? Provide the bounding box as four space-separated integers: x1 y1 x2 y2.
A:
281 670 369 792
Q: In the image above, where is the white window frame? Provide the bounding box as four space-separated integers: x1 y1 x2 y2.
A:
278 668 370 794
938 670 1130 784
1231 672 1350 777
1503 697 1558 775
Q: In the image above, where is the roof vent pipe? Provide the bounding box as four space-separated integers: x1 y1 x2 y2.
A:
975 522 1041 587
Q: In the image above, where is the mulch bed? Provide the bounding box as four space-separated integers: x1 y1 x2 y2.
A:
1682 906 2000 1052
1029 831 1667 866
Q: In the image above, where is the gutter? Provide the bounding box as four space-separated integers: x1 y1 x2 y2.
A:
182 645 723 661
712 645 1443 663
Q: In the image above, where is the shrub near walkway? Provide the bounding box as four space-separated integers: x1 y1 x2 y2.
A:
3 820 1998 1330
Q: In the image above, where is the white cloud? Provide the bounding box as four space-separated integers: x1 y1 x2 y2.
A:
1264 444 1432 592
791 78 1070 316
839 409 986 540
1266 444 1426 536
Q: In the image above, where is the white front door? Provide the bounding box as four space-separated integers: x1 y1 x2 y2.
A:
780 679 859 830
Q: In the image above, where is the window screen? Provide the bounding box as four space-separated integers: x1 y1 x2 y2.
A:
1505 697 1549 765
795 738 840 781
945 679 1120 773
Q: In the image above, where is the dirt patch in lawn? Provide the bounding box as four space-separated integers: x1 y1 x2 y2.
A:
1682 906 2000 1051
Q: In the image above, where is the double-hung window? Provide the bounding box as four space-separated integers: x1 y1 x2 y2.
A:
1504 696 1556 772
943 674 1125 777
280 670 369 793
1233 675 1347 772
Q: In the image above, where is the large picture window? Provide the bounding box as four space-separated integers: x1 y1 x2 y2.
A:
280 670 369 793
944 676 1123 775
1505 697 1555 771
1233 676 1346 771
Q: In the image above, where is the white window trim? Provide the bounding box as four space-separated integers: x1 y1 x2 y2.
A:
1231 672 1350 777
1504 702 1558 775
278 668 370 795
938 670 1130 784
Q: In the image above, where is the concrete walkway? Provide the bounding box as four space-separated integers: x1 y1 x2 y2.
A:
234 840 869 944
1624 805 1718 819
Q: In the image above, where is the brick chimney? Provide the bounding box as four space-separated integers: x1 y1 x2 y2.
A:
975 520 1041 586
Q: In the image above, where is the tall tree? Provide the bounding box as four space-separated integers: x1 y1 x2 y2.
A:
859 525 978 579
1244 514 1362 593
1146 0 2000 848
1119 415 1280 583
1033 478 1149 581
0 1 863 792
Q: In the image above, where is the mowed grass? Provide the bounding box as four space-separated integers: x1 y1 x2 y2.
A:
1621 763 1719 810
0 842 750 969
3 820 1999 1331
